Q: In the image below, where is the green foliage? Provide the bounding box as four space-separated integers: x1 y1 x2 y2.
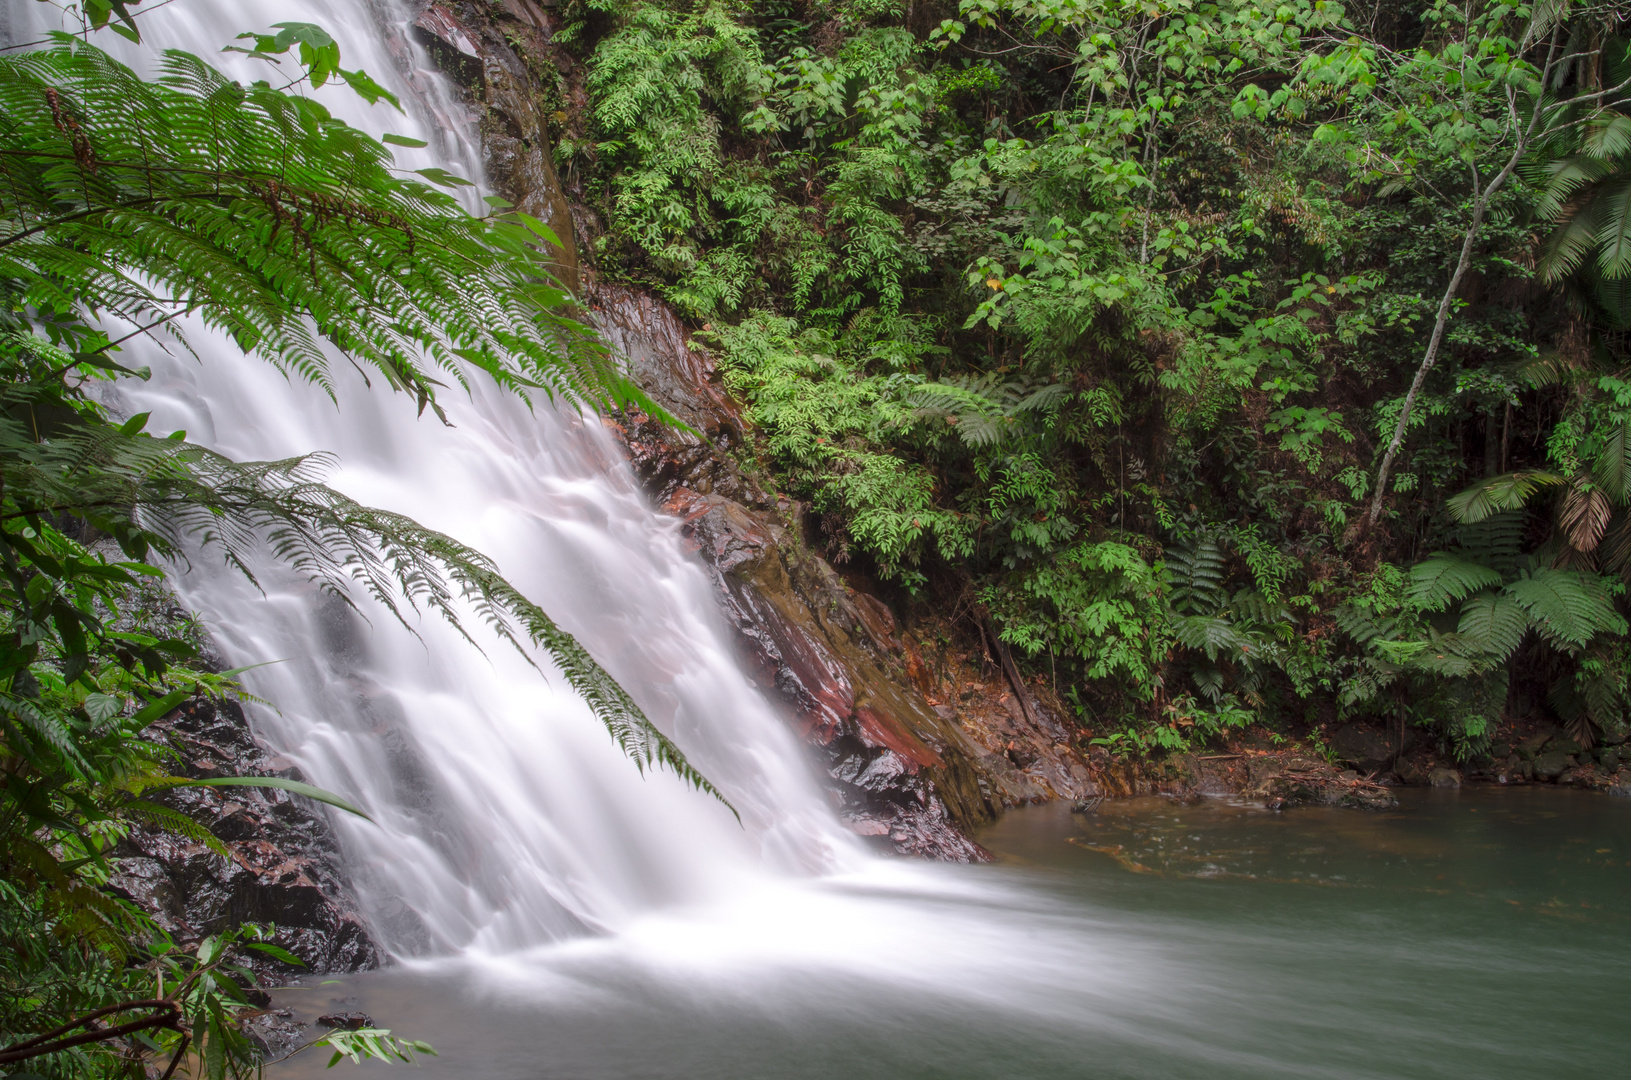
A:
0 39 657 420
989 541 1168 694
570 0 1631 759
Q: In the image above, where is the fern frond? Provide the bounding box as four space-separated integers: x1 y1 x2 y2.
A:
120 799 230 857
1163 535 1229 615
1456 592 1529 662
1453 511 1529 576
1228 589 1293 626
0 409 727 806
1447 472 1564 522
1170 614 1246 661
1405 553 1502 611
0 40 632 418
1332 602 1388 645
1505 568 1627 652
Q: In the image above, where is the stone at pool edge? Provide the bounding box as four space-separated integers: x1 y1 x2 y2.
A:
1428 767 1461 789
1532 750 1572 780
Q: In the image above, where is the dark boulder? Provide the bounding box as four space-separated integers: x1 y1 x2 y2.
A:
1516 731 1554 760
1531 750 1571 780
109 699 379 974
1428 767 1462 789
1330 724 1394 773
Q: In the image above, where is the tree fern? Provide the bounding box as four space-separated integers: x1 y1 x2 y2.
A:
1504 567 1627 652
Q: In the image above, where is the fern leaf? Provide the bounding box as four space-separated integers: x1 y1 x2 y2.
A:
1447 472 1564 522
0 409 728 808
1332 602 1386 645
1171 614 1246 661
1405 554 1502 611
1505 568 1628 652
121 799 230 857
1456 592 1529 662
1453 511 1529 577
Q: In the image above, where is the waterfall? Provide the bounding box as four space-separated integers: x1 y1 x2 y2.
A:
22 0 862 959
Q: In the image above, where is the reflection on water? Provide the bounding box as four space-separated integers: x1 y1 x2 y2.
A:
269 788 1631 1079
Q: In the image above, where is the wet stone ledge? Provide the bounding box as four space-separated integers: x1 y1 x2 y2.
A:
110 698 379 975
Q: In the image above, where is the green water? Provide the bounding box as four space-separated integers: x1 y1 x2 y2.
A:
271 788 1631 1078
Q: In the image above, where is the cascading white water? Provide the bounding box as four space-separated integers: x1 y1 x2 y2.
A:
21 0 863 959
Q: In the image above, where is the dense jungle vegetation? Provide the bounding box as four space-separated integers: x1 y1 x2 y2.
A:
557 0 1631 759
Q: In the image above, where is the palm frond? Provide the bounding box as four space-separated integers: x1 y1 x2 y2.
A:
1560 478 1613 552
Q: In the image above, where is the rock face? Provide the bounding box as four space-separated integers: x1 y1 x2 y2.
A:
406 2 579 289
594 284 996 859
110 699 379 974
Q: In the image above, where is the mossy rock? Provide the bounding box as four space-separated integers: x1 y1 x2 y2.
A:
1532 750 1572 780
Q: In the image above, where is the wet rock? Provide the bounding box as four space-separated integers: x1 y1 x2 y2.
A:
1601 731 1627 746
1394 759 1426 785
1516 731 1554 760
1330 724 1393 773
242 1009 304 1058
1596 747 1622 769
407 2 578 289
1428 767 1462 789
317 1012 375 1030
1557 764 1609 788
1338 786 1399 810
109 699 379 974
1532 750 1571 780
